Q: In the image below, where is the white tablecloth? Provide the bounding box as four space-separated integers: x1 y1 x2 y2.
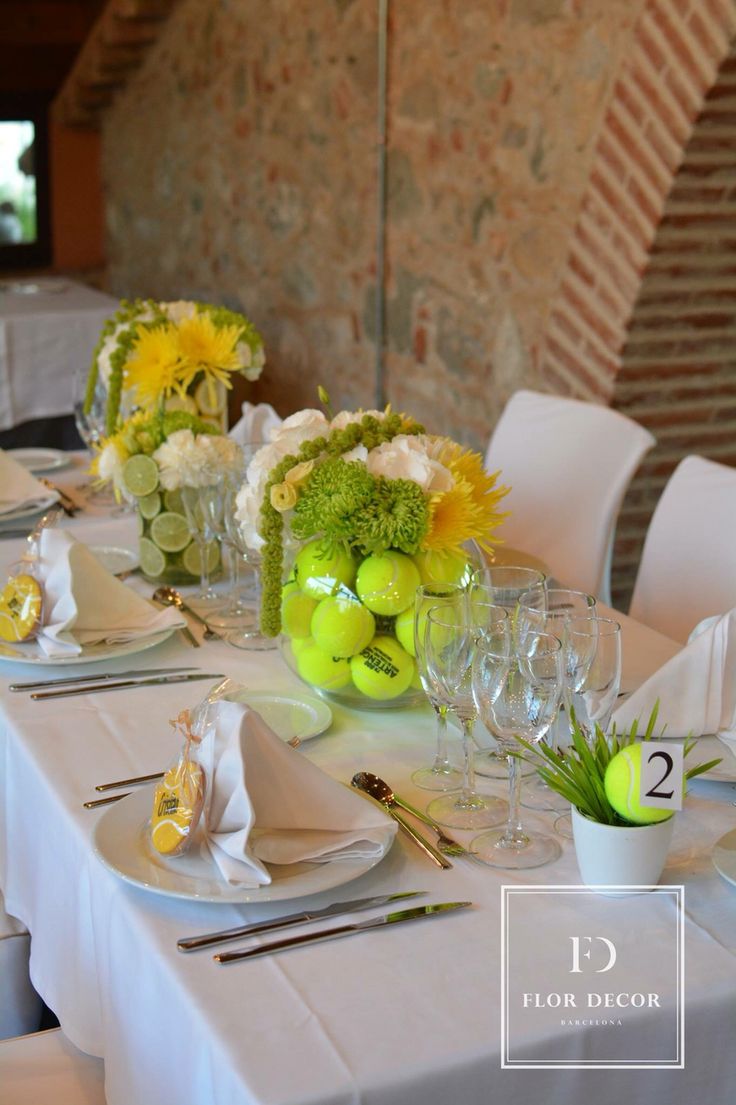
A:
1 486 736 1105
0 279 118 430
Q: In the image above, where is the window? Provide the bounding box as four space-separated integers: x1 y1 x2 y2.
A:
0 102 51 270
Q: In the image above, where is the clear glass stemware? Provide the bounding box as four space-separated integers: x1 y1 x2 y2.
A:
412 583 466 791
222 443 276 651
181 483 223 608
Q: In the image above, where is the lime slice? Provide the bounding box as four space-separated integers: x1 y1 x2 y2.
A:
194 378 226 417
122 455 159 498
165 394 198 415
182 540 220 576
150 511 191 553
138 491 161 520
139 537 166 578
136 511 144 536
163 489 184 514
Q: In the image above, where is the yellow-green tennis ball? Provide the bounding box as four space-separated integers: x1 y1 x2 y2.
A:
291 635 313 658
297 644 352 691
356 552 421 616
281 582 318 638
295 539 357 600
413 549 472 588
395 607 416 657
311 596 375 658
604 744 675 825
350 636 415 700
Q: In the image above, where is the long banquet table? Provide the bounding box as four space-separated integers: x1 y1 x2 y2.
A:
1 471 736 1105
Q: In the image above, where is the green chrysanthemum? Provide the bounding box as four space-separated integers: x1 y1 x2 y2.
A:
292 458 375 543
352 476 429 555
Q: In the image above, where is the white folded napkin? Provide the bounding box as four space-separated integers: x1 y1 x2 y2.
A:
611 608 736 747
196 699 397 887
228 401 282 447
35 529 185 657
0 448 57 516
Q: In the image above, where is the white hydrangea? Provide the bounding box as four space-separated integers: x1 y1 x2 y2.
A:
366 434 454 493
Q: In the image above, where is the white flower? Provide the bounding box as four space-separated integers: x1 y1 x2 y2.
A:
366 435 454 493
342 444 369 464
330 409 386 431
96 441 128 497
276 409 328 451
235 483 264 551
153 429 200 491
161 300 197 323
198 435 243 483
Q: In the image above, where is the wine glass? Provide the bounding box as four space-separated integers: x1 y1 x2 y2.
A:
471 630 563 868
181 482 223 608
412 583 466 791
72 366 116 504
424 606 509 830
202 466 255 630
222 444 276 651
469 566 547 778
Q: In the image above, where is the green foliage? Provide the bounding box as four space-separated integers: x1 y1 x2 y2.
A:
514 702 722 826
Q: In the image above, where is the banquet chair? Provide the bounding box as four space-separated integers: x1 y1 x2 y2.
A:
0 890 42 1039
629 455 736 643
484 390 655 602
0 1028 105 1104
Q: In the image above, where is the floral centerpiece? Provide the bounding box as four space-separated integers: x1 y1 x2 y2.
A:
235 395 509 706
84 298 264 584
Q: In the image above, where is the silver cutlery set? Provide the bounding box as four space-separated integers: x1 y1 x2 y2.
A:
9 667 225 701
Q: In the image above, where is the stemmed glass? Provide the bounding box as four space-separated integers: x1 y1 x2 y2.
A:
181 482 223 608
472 630 563 867
72 367 116 505
469 566 547 778
202 468 254 630
423 606 509 830
412 583 465 791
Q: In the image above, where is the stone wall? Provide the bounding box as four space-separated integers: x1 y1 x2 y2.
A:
102 0 644 446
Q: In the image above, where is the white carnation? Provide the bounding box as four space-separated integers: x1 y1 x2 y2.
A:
366 435 454 493
153 429 200 491
330 409 386 431
161 300 196 323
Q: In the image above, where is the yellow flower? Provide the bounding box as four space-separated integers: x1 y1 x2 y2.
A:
284 460 314 488
270 482 298 512
124 325 184 407
176 315 242 403
423 441 510 555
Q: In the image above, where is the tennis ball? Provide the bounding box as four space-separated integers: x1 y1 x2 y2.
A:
281 582 318 638
604 744 675 825
413 549 472 588
311 596 375 658
394 607 416 657
290 635 313 658
356 552 421 617
297 644 352 691
350 636 415 700
295 539 357 600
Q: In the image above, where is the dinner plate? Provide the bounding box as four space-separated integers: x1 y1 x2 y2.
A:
0 493 59 527
88 545 139 576
224 690 332 742
93 787 392 904
712 827 736 888
6 448 70 474
0 627 175 666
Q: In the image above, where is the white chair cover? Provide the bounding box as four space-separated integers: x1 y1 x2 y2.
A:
484 390 655 601
0 1028 105 1105
228 401 282 446
629 455 736 642
0 891 41 1040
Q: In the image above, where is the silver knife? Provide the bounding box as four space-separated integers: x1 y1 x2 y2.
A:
178 890 426 952
10 667 199 692
214 901 472 963
30 672 225 700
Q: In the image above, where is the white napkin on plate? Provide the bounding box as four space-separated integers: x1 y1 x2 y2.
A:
611 607 736 748
35 528 185 657
196 699 397 887
228 401 282 447
0 448 57 516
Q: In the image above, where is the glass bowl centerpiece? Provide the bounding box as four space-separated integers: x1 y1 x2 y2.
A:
83 298 264 586
235 395 509 708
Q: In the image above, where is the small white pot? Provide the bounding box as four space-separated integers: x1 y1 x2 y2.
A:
571 806 675 894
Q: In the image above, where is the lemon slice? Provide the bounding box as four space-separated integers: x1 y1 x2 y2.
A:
182 540 220 577
138 491 161 520
0 574 43 642
122 454 159 499
150 511 191 553
139 537 166 578
194 378 226 417
165 394 198 415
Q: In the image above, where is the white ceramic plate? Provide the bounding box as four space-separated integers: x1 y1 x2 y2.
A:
93 787 392 904
88 545 139 576
712 827 736 888
0 627 175 666
224 690 332 742
0 493 59 526
6 448 70 474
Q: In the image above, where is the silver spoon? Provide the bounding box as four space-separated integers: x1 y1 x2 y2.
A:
350 772 452 869
152 586 221 642
351 772 474 858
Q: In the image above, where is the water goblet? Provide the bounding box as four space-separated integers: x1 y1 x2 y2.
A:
411 583 466 792
471 630 563 868
424 607 509 831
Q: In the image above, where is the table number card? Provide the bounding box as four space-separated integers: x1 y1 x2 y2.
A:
639 741 685 812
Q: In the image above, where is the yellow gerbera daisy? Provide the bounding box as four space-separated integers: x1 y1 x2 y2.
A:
423 441 510 555
124 325 184 407
176 315 242 402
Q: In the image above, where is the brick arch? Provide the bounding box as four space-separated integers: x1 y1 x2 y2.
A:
539 0 736 402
